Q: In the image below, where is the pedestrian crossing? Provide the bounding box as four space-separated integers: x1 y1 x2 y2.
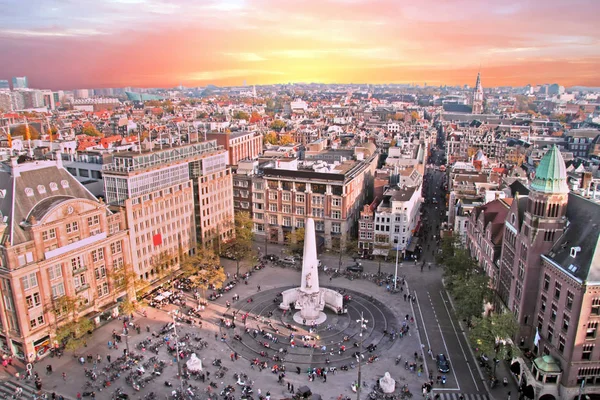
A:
0 379 61 399
433 394 489 400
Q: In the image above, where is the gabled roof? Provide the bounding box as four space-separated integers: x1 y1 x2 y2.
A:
545 193 600 282
0 160 99 245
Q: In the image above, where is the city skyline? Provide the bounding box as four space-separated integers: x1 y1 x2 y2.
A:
0 0 599 90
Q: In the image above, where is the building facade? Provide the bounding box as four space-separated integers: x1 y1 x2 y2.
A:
206 130 263 166
0 157 130 361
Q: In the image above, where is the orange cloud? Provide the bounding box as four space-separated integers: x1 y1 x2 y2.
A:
0 0 598 88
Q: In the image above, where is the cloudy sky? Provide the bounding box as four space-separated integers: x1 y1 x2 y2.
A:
1 0 599 89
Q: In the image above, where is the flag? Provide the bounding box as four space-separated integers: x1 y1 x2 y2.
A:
153 233 162 246
534 327 541 347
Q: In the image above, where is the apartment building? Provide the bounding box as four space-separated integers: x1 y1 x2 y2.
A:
206 130 263 166
0 157 130 362
253 147 378 249
102 141 231 283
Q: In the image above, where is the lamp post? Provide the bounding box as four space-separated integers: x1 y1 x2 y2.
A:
356 312 368 400
394 245 400 290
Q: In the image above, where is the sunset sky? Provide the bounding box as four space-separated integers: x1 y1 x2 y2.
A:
1 0 599 89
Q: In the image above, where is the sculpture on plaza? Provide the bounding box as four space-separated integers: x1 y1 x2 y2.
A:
280 218 344 324
379 372 396 393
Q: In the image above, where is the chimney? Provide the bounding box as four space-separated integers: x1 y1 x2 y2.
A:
55 150 63 169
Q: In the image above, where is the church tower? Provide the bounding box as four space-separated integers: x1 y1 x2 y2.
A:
505 145 569 339
471 72 484 114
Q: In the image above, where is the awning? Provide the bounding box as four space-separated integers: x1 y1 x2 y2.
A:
406 237 420 253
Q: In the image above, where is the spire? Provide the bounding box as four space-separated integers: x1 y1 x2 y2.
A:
531 145 569 194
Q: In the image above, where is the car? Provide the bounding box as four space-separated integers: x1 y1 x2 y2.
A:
436 354 450 373
281 256 296 265
346 263 364 273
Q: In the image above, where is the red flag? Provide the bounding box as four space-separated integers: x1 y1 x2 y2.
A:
153 234 162 246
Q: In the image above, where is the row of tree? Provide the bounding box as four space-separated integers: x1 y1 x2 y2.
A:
438 234 518 371
53 212 256 351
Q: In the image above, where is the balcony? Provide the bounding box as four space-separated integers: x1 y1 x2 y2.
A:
72 266 88 274
75 284 90 293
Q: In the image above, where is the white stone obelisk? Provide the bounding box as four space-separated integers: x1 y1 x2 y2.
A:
300 218 319 295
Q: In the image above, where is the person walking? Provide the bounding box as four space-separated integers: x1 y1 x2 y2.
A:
62 372 67 381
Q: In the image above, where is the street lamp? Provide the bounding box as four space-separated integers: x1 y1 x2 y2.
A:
356 312 368 400
394 245 400 290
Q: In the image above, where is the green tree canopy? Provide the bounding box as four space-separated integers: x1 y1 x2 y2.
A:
264 132 278 145
82 125 102 137
270 120 286 132
233 111 250 121
470 312 519 361
285 227 305 255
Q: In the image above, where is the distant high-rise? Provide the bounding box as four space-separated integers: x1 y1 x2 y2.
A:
471 72 484 114
11 76 28 89
0 80 9 90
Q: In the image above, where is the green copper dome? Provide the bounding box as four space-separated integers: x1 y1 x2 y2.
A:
531 145 569 194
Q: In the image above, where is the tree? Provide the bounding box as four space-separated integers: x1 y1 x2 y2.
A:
82 125 102 137
332 237 358 270
410 111 420 122
270 120 286 132
450 273 492 324
11 124 40 140
233 111 250 121
182 247 226 301
249 111 262 123
469 312 519 374
285 227 305 255
225 212 255 276
50 296 94 351
264 132 278 145
278 133 294 145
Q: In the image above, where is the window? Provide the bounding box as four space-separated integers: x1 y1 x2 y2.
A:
26 292 41 309
282 192 291 202
540 294 547 312
97 282 109 298
79 169 89 178
315 220 325 232
331 210 341 219
562 314 570 332
586 322 598 339
566 291 574 310
591 299 600 315
110 241 122 254
550 304 557 321
87 215 100 226
537 314 544 330
295 194 305 203
543 274 550 291
296 207 305 215
296 219 304 228
312 208 324 218
558 336 565 353
312 196 324 206
268 192 278 201
282 205 291 214
21 273 38 291
332 198 341 207
113 257 124 270
554 282 561 300
42 228 56 241
48 264 62 280
71 257 83 272
30 315 45 329
282 217 292 227
254 212 264 220
74 273 87 288
547 325 554 343
66 221 79 233
269 216 277 225
92 248 104 263
51 282 65 298
94 265 106 280
582 344 594 360
269 204 277 212
332 223 341 234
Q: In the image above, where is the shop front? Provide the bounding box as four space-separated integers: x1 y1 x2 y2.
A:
11 340 25 361
33 335 51 359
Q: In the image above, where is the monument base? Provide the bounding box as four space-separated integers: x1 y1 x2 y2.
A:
293 311 327 325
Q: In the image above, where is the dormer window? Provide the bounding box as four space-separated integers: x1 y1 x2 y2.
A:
61 180 69 188
49 182 58 191
37 185 46 194
24 188 34 197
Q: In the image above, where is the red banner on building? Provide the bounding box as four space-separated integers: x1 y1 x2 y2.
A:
153 233 162 246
